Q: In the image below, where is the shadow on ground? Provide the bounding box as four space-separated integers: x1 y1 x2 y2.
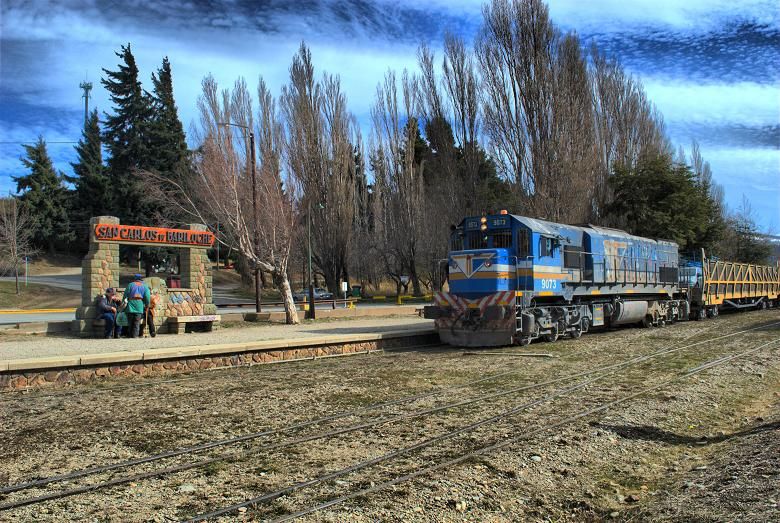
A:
592 420 780 446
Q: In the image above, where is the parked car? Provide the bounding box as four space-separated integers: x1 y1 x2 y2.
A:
292 288 334 301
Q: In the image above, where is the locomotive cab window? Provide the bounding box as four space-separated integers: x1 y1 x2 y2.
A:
540 237 554 257
450 232 464 251
466 231 488 249
492 230 512 248
517 228 530 258
563 245 583 268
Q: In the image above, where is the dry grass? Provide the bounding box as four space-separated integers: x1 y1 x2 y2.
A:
0 281 79 309
25 253 82 276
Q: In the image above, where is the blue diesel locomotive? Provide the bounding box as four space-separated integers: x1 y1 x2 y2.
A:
424 211 690 347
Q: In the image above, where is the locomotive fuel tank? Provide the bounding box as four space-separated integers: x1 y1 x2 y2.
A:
611 300 648 325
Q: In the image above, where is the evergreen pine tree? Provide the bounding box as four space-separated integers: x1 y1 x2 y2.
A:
148 57 190 183
14 137 74 253
68 109 110 227
101 43 154 225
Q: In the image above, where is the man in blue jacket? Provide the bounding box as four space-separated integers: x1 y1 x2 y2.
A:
96 288 122 338
123 274 150 338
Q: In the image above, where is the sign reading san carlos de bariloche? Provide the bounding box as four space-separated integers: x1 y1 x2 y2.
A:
94 224 215 247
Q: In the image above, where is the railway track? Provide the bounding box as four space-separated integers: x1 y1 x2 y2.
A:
263 337 780 523
1 318 777 517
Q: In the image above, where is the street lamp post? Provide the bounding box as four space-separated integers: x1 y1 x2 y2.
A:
218 121 261 314
307 201 315 320
306 201 325 320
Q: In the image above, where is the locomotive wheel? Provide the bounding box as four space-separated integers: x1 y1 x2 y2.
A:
518 336 531 346
642 316 653 328
696 309 706 321
706 308 715 318
569 326 582 339
581 318 591 333
543 325 559 343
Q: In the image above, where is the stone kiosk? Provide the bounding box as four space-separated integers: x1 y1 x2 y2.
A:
72 216 219 337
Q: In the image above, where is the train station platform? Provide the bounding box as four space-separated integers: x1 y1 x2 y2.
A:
0 317 437 390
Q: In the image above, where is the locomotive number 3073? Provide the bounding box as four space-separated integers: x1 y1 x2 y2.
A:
540 278 558 290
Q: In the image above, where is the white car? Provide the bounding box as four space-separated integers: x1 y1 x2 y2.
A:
292 288 334 301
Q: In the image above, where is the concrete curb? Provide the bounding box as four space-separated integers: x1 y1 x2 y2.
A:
0 327 437 373
0 308 76 314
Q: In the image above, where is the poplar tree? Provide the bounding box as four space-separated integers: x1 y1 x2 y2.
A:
101 43 153 225
68 109 110 227
13 137 74 253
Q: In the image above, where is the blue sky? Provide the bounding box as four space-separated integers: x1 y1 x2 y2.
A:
1 0 778 228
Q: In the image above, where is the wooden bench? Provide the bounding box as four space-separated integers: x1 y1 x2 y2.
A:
166 315 221 334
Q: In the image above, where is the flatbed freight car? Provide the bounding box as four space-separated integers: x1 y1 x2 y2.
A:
424 211 780 347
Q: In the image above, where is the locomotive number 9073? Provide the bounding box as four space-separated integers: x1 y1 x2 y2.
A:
540 278 559 290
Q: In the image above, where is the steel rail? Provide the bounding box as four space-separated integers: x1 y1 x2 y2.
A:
2 321 775 511
267 337 780 522
183 323 779 521
0 344 494 496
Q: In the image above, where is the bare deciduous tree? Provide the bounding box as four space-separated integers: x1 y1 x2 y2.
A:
590 47 669 218
146 74 300 323
0 197 37 295
371 70 427 295
282 43 358 294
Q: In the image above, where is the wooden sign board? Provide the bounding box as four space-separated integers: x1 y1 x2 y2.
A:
94 224 215 248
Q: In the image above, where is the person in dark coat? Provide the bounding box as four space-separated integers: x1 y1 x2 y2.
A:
96 288 122 338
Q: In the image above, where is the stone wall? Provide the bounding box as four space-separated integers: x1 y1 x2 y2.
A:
0 334 438 390
179 223 216 316
72 216 120 336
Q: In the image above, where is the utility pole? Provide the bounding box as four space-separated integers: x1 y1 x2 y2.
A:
307 201 315 320
249 131 261 314
217 121 261 313
79 80 93 125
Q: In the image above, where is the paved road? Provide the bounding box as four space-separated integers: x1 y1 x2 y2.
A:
0 302 424 325
0 275 81 291
1 276 309 305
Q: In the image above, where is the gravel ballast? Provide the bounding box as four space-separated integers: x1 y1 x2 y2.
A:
0 310 778 522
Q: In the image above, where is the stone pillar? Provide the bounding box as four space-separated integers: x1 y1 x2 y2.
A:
72 216 120 336
180 223 216 315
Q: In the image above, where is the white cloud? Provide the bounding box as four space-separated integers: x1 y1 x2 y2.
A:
547 0 779 33
643 80 780 128
701 146 780 225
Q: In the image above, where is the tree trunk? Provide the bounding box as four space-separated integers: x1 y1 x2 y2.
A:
409 263 422 296
14 263 20 295
236 254 253 286
273 269 300 325
323 269 339 296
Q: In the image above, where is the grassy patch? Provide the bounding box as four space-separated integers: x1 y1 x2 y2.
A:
0 281 79 309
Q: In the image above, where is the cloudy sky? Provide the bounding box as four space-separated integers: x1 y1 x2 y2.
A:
1 0 778 228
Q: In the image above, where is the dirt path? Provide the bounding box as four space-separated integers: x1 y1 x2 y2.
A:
0 311 778 522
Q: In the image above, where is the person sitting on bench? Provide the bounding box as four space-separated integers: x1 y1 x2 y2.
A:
96 288 122 339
